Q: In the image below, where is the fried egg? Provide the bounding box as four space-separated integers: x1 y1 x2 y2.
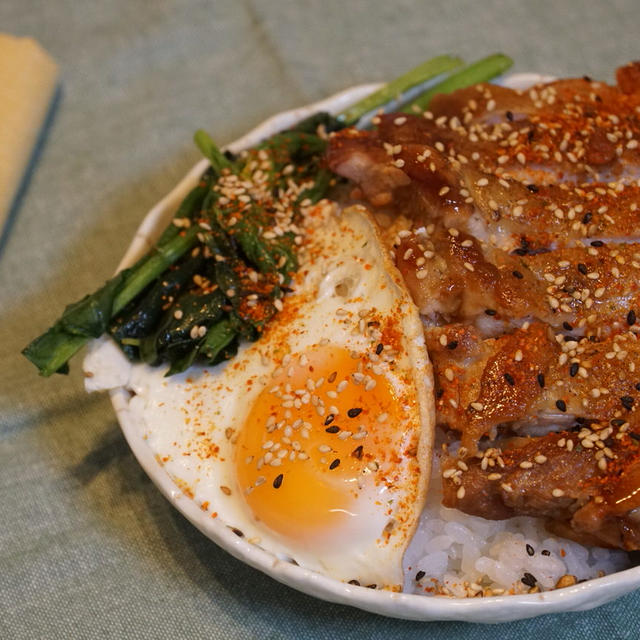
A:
84 203 434 590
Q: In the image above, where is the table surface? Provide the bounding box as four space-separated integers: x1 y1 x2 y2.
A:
2 1 640 638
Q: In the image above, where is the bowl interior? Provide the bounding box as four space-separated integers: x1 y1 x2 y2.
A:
103 74 640 622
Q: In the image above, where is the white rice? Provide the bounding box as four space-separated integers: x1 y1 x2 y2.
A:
403 450 630 596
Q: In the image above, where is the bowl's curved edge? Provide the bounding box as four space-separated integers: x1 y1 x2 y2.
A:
107 75 640 623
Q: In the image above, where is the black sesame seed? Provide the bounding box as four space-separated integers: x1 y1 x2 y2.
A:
556 399 567 412
590 240 604 247
628 310 637 326
563 321 574 331
541 549 551 556
324 414 335 426
577 263 588 275
527 184 539 193
621 396 634 410
376 343 384 355
563 335 576 342
446 340 459 350
367 584 377 589
513 248 528 256
569 362 579 377
347 407 362 418
329 459 341 470
521 572 537 588
537 373 546 388
352 445 364 459
582 211 593 224
635 383 640 391
485 308 497 316
630 432 640 442
506 110 514 122
273 474 284 489
611 418 625 427
512 270 524 279
504 372 515 386
526 543 535 557
348 579 360 586
325 425 340 434
231 528 244 537
415 570 426 581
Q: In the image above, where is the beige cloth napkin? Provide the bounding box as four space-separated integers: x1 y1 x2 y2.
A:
0 34 59 227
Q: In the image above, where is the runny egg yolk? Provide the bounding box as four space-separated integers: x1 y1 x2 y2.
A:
235 345 404 544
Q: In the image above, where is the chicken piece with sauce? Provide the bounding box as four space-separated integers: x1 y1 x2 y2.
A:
327 62 640 550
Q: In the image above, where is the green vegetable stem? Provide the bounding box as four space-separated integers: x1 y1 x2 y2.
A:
23 53 511 377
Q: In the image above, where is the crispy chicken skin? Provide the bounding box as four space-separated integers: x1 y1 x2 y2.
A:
441 427 640 550
327 62 640 550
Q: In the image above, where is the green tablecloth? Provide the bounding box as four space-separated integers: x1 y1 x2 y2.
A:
2 1 639 637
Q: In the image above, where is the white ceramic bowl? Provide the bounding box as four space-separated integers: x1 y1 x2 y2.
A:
100 74 640 622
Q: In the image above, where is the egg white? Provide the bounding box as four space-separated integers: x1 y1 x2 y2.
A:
84 203 434 590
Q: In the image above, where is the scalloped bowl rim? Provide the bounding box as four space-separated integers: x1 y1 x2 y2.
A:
107 73 640 623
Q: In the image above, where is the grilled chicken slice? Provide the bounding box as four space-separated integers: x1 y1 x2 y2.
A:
441 426 640 550
428 323 640 451
395 224 640 332
328 126 640 253
393 226 554 325
384 63 640 184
